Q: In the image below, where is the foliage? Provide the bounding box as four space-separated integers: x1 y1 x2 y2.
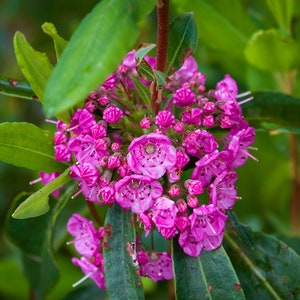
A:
1 0 300 299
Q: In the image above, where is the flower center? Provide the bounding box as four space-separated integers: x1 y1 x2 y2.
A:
145 143 156 154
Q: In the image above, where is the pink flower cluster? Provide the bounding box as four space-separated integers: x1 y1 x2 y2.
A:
48 50 256 287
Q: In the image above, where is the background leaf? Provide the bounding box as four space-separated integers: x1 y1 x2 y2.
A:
245 29 298 72
0 77 36 100
104 204 144 300
167 13 198 73
6 193 59 300
41 22 68 60
43 0 156 116
0 122 65 172
243 91 300 132
14 31 53 102
224 211 300 299
172 239 245 300
12 168 70 219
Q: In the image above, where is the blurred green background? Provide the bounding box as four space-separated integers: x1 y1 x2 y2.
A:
0 0 298 299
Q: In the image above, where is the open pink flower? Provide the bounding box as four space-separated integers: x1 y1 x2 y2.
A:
127 133 177 179
115 174 163 213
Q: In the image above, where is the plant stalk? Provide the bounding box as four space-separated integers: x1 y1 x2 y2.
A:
151 0 169 114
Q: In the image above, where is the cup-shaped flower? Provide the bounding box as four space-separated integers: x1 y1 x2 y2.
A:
189 204 227 242
115 174 163 214
127 133 177 179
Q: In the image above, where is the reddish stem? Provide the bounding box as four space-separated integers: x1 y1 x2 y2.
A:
86 201 103 227
151 0 169 114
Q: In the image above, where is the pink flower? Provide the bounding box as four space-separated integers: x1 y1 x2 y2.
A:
54 144 71 162
182 108 202 126
69 108 96 134
155 110 175 129
67 214 100 259
115 174 163 214
72 256 106 289
138 251 174 282
127 133 177 179
184 179 204 195
173 87 196 107
178 227 203 257
189 204 227 242
100 186 115 204
103 105 123 123
151 196 178 229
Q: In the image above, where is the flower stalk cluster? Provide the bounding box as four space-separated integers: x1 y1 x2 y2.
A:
46 50 256 288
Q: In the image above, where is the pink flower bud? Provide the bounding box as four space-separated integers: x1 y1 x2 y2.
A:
155 110 175 129
185 179 204 195
176 198 187 213
103 105 123 123
187 194 199 208
168 185 180 197
140 117 152 129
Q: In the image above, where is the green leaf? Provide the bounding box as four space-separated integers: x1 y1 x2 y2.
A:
244 29 298 72
41 22 68 60
104 203 144 300
266 0 295 34
6 193 59 300
14 31 53 102
132 77 152 110
153 70 167 87
172 239 245 300
63 283 106 300
243 91 300 132
43 0 156 117
135 43 156 65
0 122 65 172
224 211 300 299
167 13 198 73
173 0 256 56
12 168 70 219
0 77 36 100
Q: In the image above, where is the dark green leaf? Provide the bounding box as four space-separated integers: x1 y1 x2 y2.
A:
132 77 152 110
167 13 198 73
104 203 144 300
224 211 300 299
6 193 59 300
43 0 156 116
245 29 298 72
173 238 245 300
14 31 53 102
135 44 156 65
12 168 70 219
42 22 68 60
243 91 300 132
0 77 36 100
173 0 256 56
0 122 65 172
63 283 106 300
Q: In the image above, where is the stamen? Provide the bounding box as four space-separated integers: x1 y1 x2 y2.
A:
72 272 93 288
237 91 251 98
29 177 42 185
45 118 58 125
71 188 83 199
238 96 253 106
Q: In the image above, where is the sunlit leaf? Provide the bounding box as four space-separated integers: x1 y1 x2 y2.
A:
43 0 156 116
0 122 65 172
244 29 297 72
14 31 53 102
0 77 36 100
224 211 300 299
135 44 156 65
243 91 300 132
167 13 198 73
173 239 245 300
12 168 70 219
132 77 152 110
42 22 68 60
104 204 144 300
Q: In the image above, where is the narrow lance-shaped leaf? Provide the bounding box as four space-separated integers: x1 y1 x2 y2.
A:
41 22 68 60
224 211 300 299
14 31 53 102
172 238 245 300
43 0 156 116
167 13 198 73
132 77 152 111
0 77 36 100
135 43 156 65
104 203 144 300
0 122 65 172
6 193 59 300
243 91 300 133
12 168 70 219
